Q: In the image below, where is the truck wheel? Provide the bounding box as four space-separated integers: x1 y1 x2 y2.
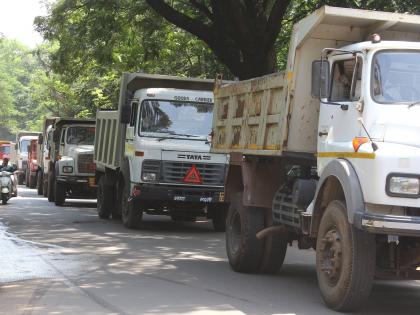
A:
226 193 264 273
47 172 55 202
316 200 375 311
209 204 228 232
2 194 7 205
54 182 66 206
97 176 111 219
259 228 288 274
29 174 37 189
25 169 29 187
37 172 43 195
18 173 24 185
43 177 48 197
121 182 142 229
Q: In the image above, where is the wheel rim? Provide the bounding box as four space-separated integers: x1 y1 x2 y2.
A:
228 209 241 255
319 228 343 286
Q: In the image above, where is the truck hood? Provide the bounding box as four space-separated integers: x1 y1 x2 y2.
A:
371 106 420 148
139 137 211 153
67 145 94 155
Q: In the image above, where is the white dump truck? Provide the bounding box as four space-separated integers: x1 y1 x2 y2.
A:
94 73 228 230
47 118 97 206
36 117 59 196
211 6 420 311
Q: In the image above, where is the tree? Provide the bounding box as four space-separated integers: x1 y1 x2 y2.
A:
145 0 291 79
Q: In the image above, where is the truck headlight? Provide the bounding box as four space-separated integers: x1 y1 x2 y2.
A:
142 172 157 182
387 174 420 197
62 166 73 173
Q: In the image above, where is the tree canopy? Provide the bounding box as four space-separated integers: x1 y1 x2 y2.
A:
2 0 420 138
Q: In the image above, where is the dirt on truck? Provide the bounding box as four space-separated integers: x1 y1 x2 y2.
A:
212 6 420 312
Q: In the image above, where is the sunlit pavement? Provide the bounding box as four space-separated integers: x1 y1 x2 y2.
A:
0 188 420 315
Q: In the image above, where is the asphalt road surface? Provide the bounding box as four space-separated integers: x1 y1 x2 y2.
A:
1 187 420 315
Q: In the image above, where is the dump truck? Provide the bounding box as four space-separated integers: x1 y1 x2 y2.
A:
46 118 96 205
37 117 59 196
94 73 228 230
25 138 38 189
0 141 11 161
211 6 420 311
14 132 40 184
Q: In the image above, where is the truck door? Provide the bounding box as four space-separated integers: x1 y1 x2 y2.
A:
125 101 139 159
317 55 363 171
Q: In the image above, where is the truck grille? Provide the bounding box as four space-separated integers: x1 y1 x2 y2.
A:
162 161 225 186
78 154 95 174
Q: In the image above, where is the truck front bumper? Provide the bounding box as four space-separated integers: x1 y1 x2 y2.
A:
360 213 420 237
56 175 96 186
131 183 225 204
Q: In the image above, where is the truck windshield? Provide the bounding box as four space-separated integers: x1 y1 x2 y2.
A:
139 100 213 138
372 50 420 104
0 146 10 154
66 127 95 145
20 140 30 154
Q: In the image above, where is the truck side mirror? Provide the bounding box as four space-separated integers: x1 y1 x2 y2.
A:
120 104 132 124
53 129 60 142
38 134 44 145
12 164 17 171
311 60 330 98
15 143 18 150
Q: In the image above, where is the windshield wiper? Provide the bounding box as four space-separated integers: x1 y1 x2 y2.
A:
408 100 420 108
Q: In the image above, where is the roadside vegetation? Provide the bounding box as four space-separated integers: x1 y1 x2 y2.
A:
1 0 419 139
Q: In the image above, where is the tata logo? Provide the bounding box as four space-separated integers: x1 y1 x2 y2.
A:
177 154 211 161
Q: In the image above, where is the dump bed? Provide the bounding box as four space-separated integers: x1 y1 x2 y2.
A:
212 73 288 156
211 6 420 156
94 110 121 170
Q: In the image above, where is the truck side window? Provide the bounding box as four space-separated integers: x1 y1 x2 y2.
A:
330 59 356 102
130 102 139 127
351 57 363 101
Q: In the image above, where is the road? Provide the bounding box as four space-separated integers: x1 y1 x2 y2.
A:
0 188 420 315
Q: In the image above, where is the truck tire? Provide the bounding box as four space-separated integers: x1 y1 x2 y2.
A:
97 176 111 219
209 204 228 232
316 200 375 311
226 192 264 273
43 177 48 197
18 173 24 185
121 181 142 229
25 169 29 187
2 194 7 205
47 172 55 202
37 171 43 195
29 174 37 189
259 229 288 274
54 182 66 206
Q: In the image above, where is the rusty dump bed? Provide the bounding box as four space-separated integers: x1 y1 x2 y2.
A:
211 6 420 157
212 73 288 156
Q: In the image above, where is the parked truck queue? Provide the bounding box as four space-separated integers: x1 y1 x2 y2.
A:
7 5 420 312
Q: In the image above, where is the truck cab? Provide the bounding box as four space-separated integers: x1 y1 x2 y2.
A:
95 73 228 231
47 119 96 206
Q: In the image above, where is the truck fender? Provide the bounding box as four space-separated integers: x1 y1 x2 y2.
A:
310 159 365 235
